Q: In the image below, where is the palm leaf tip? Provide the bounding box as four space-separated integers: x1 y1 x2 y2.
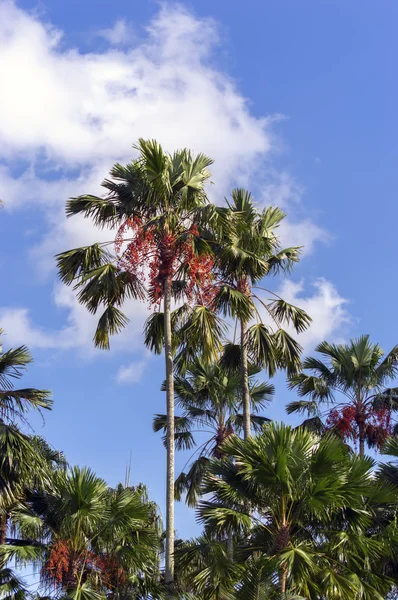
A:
268 299 312 333
93 306 129 349
55 244 110 285
144 312 164 355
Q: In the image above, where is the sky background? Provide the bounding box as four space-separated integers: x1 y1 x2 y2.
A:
1 0 398 539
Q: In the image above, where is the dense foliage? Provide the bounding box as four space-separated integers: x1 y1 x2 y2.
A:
2 140 398 599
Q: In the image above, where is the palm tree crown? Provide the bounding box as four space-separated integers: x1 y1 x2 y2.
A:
287 335 398 456
198 422 394 599
153 357 274 506
0 329 52 423
2 467 161 599
212 189 311 438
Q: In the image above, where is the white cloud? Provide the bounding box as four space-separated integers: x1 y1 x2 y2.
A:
278 218 331 256
0 283 151 354
98 19 134 45
116 360 147 384
0 307 56 349
261 171 304 207
0 1 269 176
270 278 350 352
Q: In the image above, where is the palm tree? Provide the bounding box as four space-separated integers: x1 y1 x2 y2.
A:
197 422 394 599
2 467 162 599
0 566 29 600
174 533 239 599
287 335 398 457
56 139 220 584
153 357 274 507
212 189 311 439
374 436 398 595
0 329 52 423
0 330 53 545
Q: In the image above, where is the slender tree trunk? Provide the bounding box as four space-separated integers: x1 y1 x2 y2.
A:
0 513 7 545
280 563 287 595
164 278 175 585
240 318 251 439
227 531 234 559
357 401 365 458
359 426 365 458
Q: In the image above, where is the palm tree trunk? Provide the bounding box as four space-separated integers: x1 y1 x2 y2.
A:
227 531 234 559
359 427 365 458
164 278 175 585
280 563 287 594
240 318 251 439
357 404 365 458
0 513 7 545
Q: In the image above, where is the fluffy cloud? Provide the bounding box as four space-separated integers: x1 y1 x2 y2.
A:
279 219 330 256
98 19 135 46
116 360 147 384
258 278 350 353
0 283 151 354
0 1 269 182
0 0 327 260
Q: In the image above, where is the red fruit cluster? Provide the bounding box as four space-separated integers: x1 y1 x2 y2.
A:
44 539 125 591
115 218 214 306
95 554 126 589
44 539 72 587
367 406 392 448
326 406 357 441
326 403 393 449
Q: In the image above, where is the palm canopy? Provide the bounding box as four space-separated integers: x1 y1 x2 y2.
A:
287 335 398 455
197 422 395 599
153 358 274 506
0 329 52 422
2 467 161 598
56 139 219 350
211 189 311 438
216 188 298 284
0 427 66 516
212 189 311 375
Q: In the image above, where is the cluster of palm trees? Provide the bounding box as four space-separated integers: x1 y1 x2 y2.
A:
2 139 398 598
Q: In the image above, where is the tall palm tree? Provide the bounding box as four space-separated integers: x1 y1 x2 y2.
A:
153 358 274 507
56 139 219 585
287 335 398 457
0 329 52 423
374 436 398 594
2 468 161 599
0 427 66 548
0 330 53 545
197 422 394 599
212 189 311 438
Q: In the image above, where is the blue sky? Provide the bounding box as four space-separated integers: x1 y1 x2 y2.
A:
1 0 397 538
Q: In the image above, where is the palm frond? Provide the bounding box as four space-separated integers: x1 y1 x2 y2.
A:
268 300 312 333
143 312 164 355
0 347 33 389
93 306 129 349
246 323 276 376
273 329 303 375
212 286 254 321
178 306 227 364
56 244 111 285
